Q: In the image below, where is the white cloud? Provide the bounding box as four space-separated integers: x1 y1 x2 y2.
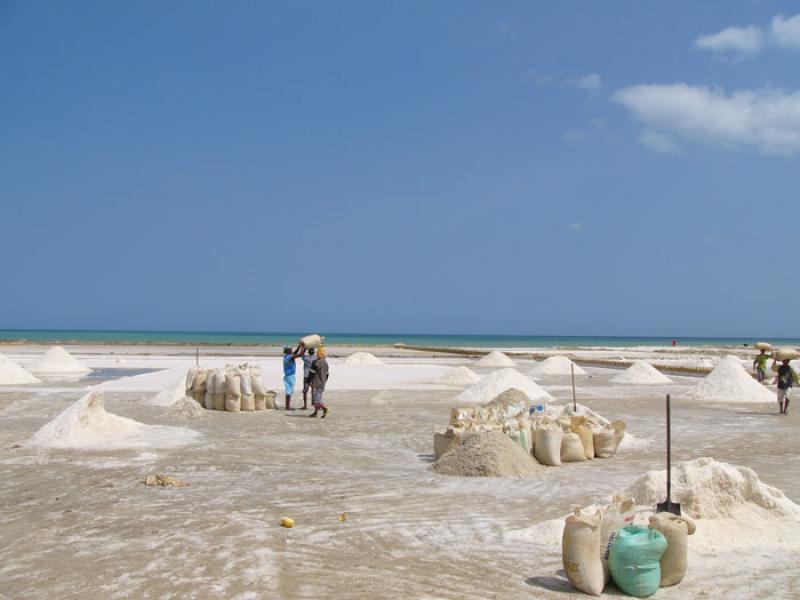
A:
566 222 584 234
771 14 800 49
563 128 587 142
694 25 764 57
694 14 800 57
569 73 602 91
637 131 684 155
613 84 800 155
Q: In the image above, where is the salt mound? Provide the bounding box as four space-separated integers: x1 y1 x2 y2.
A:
0 352 41 385
625 457 800 520
610 361 672 385
30 391 200 450
431 431 544 477
476 351 517 368
28 346 91 375
453 368 552 405
530 355 586 377
344 352 385 366
149 378 187 406
485 387 530 409
682 355 775 403
164 396 205 418
437 366 480 386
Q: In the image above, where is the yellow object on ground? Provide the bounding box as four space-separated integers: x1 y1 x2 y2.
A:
339 512 347 522
281 517 294 528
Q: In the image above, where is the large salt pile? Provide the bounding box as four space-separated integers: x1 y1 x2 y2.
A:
27 346 91 375
437 366 480 386
30 391 199 450
626 457 800 520
0 352 41 385
530 355 586 377
610 360 672 385
453 368 551 405
344 352 385 366
431 431 544 477
682 355 775 403
475 351 517 368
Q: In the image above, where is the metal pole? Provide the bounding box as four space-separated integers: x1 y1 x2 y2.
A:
571 363 577 412
666 394 671 502
196 347 199 367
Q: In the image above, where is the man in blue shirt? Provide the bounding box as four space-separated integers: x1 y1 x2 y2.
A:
283 346 301 411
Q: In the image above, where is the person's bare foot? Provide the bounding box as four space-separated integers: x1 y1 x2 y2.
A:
321 408 328 418
309 411 318 418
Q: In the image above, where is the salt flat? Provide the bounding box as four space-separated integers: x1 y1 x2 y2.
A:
0 345 798 599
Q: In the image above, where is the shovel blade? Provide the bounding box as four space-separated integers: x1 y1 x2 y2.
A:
656 501 681 516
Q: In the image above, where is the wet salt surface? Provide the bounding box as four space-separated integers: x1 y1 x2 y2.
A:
0 362 798 599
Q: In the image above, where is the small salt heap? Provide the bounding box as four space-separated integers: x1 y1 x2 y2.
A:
682 355 775 403
30 391 199 450
454 368 551 405
437 366 480 386
0 352 41 385
431 430 543 478
475 351 517 368
27 346 91 376
610 360 672 385
530 355 586 377
344 352 385 366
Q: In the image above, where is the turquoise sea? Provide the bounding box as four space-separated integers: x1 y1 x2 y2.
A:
1 330 798 348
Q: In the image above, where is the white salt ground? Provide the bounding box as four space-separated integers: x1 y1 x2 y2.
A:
27 346 91 375
0 353 41 385
610 360 672 385
436 366 480 386
453 368 551 405
682 355 776 404
475 351 517 368
343 352 385 366
30 391 200 450
529 355 586 377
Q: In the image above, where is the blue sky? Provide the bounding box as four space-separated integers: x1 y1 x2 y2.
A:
2 1 799 336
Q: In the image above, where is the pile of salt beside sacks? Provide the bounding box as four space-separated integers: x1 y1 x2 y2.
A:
563 496 695 597
185 365 277 412
434 391 626 466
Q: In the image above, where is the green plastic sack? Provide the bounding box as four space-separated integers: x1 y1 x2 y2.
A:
608 526 667 598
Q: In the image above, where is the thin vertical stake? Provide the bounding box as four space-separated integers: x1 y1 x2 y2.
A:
666 394 671 503
196 347 199 367
571 363 577 412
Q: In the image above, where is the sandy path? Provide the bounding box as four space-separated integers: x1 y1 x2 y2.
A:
0 367 798 599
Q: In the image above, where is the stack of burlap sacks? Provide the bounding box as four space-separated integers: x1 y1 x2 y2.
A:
433 397 626 466
185 365 277 412
562 496 695 596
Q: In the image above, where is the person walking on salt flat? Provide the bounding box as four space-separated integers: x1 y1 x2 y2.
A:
300 347 316 411
753 348 770 382
774 358 798 415
308 346 330 418
283 345 302 411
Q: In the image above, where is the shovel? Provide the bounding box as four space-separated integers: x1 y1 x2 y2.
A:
656 394 681 515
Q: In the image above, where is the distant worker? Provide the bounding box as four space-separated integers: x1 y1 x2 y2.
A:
753 348 770 382
774 357 798 415
308 346 330 418
301 347 316 410
283 345 302 411
671 339 677 347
